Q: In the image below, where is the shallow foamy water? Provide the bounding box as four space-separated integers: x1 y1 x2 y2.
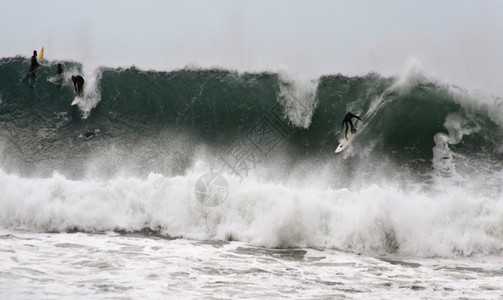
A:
1 230 502 299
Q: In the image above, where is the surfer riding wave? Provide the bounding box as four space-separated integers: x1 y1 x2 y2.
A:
341 112 362 140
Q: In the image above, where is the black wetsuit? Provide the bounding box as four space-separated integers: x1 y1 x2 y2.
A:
342 112 362 139
55 64 64 87
29 54 39 79
72 75 85 96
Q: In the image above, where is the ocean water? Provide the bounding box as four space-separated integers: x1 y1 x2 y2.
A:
0 56 502 299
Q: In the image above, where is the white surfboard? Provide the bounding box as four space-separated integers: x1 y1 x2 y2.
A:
71 96 81 106
335 129 357 153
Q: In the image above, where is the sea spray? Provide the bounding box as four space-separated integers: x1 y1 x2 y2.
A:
0 170 502 257
277 71 319 128
0 56 502 257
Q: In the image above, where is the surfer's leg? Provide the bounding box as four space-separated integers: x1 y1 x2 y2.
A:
28 72 35 88
345 123 349 139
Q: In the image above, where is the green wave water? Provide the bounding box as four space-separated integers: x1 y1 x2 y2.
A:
1 57 502 187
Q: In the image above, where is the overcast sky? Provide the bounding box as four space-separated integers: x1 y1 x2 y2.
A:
1 0 502 96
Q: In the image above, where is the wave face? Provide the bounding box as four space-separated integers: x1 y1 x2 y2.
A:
1 56 502 257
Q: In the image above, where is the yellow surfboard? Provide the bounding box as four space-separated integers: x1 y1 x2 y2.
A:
33 47 44 77
38 47 44 62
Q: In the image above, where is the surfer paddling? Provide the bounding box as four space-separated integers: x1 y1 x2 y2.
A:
341 112 362 140
71 75 85 97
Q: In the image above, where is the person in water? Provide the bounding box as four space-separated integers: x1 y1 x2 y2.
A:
84 130 95 139
55 63 64 87
71 75 85 97
341 112 362 139
28 50 39 87
29 50 39 77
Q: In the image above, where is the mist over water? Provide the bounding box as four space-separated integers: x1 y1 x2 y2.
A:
0 55 502 257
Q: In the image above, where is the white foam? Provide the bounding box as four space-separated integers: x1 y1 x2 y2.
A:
443 112 480 144
72 68 103 119
431 113 478 178
277 71 319 128
447 86 503 128
0 167 501 258
389 58 430 95
2 229 502 299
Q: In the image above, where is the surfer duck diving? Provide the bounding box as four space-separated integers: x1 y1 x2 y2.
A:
341 112 362 140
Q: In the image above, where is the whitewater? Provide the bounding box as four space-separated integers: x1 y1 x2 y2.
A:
1 54 503 299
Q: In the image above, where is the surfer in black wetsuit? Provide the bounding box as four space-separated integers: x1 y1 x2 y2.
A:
29 50 39 76
55 63 64 87
341 112 362 139
57 64 63 75
84 130 95 139
28 50 39 87
71 75 85 97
